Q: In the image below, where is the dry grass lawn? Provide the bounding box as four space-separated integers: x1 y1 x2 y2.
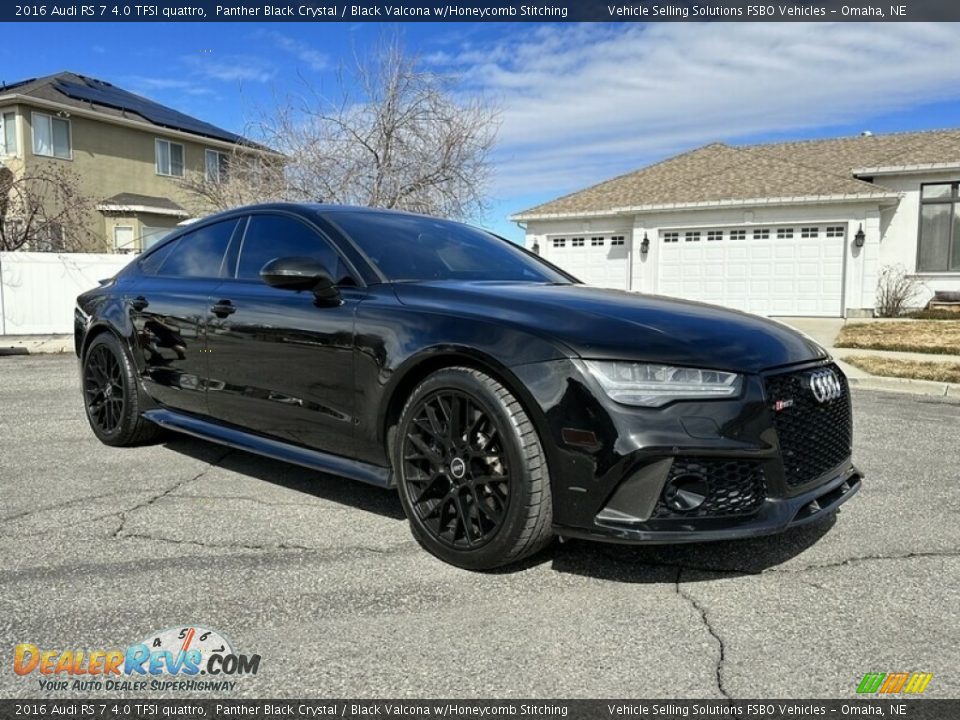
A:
835 321 960 355
843 355 960 384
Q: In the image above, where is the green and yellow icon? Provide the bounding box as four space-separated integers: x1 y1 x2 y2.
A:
857 672 933 694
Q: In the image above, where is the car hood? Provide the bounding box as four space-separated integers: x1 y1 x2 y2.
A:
392 282 827 373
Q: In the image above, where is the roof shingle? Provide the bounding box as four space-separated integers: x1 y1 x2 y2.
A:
513 129 960 219
1 71 265 149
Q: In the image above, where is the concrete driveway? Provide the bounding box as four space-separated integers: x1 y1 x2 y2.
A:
1 355 958 699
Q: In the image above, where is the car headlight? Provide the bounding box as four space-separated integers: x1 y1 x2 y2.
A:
584 361 742 407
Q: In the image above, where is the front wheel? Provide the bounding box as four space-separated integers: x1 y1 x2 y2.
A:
394 367 553 570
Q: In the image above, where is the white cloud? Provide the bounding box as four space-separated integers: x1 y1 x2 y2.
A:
126 76 215 97
184 55 277 83
435 23 960 199
260 31 328 72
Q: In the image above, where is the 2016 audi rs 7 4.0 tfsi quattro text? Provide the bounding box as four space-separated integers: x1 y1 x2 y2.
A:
76 203 861 569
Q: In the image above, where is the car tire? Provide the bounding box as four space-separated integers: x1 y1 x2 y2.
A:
82 333 160 447
394 367 553 570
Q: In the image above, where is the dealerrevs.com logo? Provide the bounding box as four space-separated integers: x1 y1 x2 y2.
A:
14 626 260 692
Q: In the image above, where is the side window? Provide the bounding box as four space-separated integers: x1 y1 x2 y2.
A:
157 220 238 278
235 214 350 283
139 240 178 275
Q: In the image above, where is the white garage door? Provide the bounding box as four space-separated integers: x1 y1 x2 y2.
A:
544 234 629 289
658 225 845 317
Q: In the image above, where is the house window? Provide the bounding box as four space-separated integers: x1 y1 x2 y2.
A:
825 226 845 238
729 230 746 241
662 232 679 243
801 227 819 238
753 229 770 240
777 227 794 239
1 111 17 155
707 230 723 242
113 225 136 253
610 235 625 246
591 236 604 247
571 237 584 247
205 149 230 183
552 238 566 248
918 182 960 272
156 138 185 177
31 112 71 159
685 231 701 242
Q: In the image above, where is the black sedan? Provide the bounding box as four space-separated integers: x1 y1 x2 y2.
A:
75 203 861 569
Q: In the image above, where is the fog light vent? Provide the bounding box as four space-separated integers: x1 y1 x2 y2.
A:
653 458 766 519
662 473 709 513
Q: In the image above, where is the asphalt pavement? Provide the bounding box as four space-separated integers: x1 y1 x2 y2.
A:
1 355 958 699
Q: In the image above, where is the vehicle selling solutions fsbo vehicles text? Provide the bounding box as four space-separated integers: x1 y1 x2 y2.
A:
606 4 837 17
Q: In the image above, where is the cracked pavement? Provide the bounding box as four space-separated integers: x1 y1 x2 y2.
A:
1 355 958 699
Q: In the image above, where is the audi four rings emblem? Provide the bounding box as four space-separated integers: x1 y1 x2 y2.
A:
809 369 843 403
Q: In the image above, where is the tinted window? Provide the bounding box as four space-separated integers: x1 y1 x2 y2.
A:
235 214 351 283
139 240 177 276
330 212 570 283
157 220 237 278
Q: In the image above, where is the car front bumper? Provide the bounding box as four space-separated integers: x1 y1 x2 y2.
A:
555 463 861 545
511 357 860 545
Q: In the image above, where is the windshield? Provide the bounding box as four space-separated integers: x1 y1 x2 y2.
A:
328 211 572 284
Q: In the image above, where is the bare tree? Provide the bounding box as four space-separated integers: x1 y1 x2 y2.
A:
182 37 499 221
0 164 98 252
875 264 926 317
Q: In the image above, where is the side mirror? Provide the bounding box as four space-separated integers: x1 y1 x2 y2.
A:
259 256 341 306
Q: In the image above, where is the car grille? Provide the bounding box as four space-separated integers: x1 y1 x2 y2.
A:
652 458 766 519
765 363 852 488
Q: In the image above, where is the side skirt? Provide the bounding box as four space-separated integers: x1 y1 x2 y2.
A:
143 409 394 489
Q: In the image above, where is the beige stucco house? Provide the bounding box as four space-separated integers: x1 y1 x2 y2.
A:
513 129 960 317
0 71 275 253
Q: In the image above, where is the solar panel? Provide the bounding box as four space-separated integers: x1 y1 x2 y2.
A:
1 77 37 92
53 77 248 145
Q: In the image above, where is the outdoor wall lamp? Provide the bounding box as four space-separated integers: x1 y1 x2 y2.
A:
640 233 650 255
854 224 866 248
532 241 540 255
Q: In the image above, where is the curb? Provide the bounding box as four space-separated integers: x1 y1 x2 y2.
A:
848 375 960 399
0 339 73 356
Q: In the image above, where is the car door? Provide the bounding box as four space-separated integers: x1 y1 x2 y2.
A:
129 218 241 416
204 212 363 456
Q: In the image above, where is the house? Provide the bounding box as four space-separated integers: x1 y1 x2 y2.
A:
0 71 274 253
511 129 960 317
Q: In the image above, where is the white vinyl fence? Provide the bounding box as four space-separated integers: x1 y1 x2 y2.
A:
0 252 134 335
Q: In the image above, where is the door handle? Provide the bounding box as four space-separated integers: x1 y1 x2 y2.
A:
210 300 237 318
131 296 149 311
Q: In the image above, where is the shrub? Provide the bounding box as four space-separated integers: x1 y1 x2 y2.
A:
875 265 925 318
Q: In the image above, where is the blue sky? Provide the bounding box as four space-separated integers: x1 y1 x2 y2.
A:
4 22 960 240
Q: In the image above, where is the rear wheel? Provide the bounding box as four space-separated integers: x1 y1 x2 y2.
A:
394 367 553 570
82 333 159 446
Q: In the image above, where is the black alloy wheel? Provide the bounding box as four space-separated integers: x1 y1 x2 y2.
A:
84 343 125 435
395 367 553 570
81 333 160 446
402 389 511 550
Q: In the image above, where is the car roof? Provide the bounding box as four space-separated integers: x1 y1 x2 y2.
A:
192 202 444 225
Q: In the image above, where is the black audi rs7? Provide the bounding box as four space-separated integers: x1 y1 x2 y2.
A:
76 203 861 569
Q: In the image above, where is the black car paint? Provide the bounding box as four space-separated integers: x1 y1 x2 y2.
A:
76 203 860 545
